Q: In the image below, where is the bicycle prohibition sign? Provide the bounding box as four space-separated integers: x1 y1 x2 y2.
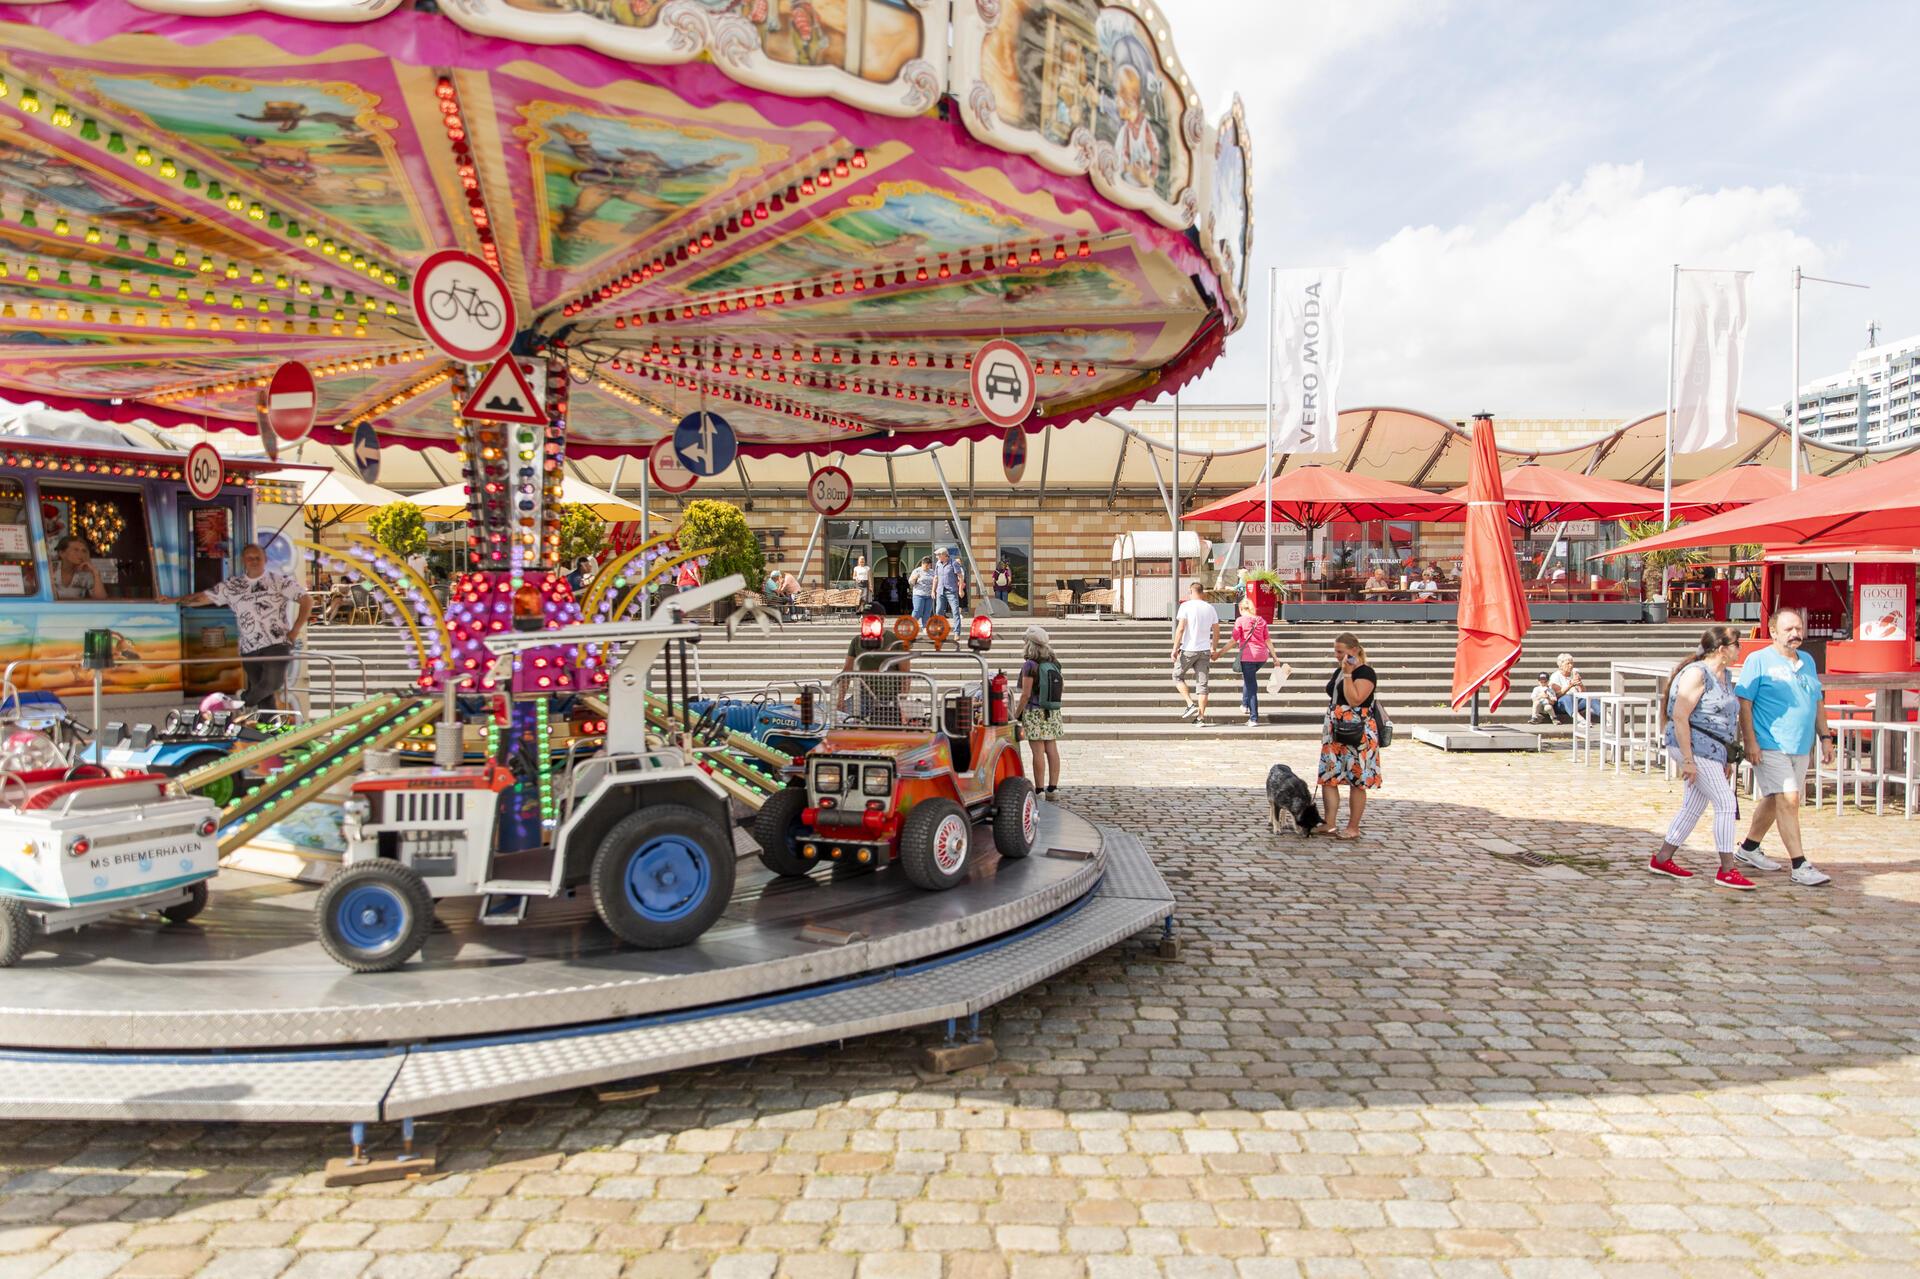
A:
412 249 516 364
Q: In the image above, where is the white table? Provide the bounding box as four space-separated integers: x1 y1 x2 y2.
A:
1610 658 1920 751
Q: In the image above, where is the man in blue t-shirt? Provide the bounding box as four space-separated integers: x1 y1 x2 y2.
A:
1734 607 1836 887
932 547 965 624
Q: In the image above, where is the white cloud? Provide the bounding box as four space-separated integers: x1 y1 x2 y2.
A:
1157 0 1441 172
1189 164 1827 416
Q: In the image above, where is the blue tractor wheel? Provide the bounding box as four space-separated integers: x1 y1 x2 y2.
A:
591 805 736 949
314 860 433 972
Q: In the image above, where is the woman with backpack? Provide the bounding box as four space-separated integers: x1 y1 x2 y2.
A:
1225 596 1270 726
1011 624 1064 799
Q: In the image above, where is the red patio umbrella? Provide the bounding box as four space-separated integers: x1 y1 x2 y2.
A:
1606 450 1920 557
1441 463 1664 537
1666 463 1819 519
1450 418 1530 714
1182 465 1461 529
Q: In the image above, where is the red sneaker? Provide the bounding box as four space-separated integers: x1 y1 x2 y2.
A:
1714 868 1757 891
1647 856 1693 879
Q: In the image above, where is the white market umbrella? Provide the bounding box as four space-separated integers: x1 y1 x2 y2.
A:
407 475 653 522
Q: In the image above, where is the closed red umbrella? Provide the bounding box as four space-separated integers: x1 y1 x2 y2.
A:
1441 463 1664 537
1450 417 1530 713
1182 465 1461 529
1664 463 1824 520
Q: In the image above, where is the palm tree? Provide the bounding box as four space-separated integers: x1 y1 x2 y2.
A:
1618 518 1708 602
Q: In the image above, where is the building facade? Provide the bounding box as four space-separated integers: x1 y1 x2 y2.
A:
1781 332 1920 448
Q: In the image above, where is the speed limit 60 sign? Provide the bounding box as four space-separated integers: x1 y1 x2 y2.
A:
185 442 223 500
807 466 853 516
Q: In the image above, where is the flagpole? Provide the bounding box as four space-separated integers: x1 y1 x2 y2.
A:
1263 266 1276 573
1664 264 1677 525
1790 265 1801 491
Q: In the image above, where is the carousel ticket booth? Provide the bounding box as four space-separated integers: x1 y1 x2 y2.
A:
1112 531 1210 620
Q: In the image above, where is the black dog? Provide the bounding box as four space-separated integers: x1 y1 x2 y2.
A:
1266 763 1323 836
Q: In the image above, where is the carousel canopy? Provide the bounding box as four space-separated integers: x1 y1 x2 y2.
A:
0 0 1251 458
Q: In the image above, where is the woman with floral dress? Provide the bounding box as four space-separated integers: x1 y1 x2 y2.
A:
1318 632 1381 840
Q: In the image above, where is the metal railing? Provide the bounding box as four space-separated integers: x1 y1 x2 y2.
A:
1 651 372 748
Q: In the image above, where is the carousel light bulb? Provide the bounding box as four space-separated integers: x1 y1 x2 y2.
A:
133 145 153 167
157 157 176 179
225 193 243 213
247 202 265 221
51 104 73 128
52 218 68 236
303 231 319 248
18 89 38 114
224 262 239 279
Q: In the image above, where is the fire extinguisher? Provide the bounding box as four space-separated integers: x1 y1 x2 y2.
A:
988 670 1010 725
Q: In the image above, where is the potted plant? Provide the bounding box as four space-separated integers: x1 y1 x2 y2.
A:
1242 569 1285 622
1619 518 1707 624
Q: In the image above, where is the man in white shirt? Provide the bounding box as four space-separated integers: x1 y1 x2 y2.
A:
167 542 310 710
1169 580 1221 723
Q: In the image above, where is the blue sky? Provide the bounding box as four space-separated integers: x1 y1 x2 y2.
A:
1168 0 1920 416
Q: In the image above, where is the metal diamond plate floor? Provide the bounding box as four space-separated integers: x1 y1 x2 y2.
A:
0 808 1174 1123
1 805 1107 1052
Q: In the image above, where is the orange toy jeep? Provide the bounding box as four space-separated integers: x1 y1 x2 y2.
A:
751 614 1036 889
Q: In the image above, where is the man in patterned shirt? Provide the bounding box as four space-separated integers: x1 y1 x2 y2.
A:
167 542 310 709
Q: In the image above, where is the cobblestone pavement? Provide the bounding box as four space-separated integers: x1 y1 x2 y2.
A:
3 741 1918 1278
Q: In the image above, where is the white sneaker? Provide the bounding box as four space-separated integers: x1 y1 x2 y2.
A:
1789 862 1832 887
1246 718 1260 727
1734 846 1782 872
1178 704 1198 721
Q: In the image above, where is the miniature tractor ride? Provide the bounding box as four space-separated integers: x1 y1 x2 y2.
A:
315 578 747 972
752 613 1038 889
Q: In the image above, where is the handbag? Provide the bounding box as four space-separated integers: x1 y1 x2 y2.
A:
1690 721 1744 764
1374 699 1394 748
1327 702 1366 747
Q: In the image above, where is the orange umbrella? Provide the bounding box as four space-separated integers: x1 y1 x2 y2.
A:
1441 463 1663 537
1182 465 1461 530
1664 463 1823 520
1606 450 1920 556
1450 418 1530 713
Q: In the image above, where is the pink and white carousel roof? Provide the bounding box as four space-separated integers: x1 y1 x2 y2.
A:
0 0 1251 456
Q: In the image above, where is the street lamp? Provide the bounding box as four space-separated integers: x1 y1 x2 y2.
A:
1791 267 1870 488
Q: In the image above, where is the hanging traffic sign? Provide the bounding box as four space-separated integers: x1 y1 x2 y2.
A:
970 338 1036 429
184 442 223 500
412 249 515 364
1002 425 1028 483
673 409 737 477
807 465 854 516
649 444 698 494
266 360 317 445
462 356 546 424
352 421 382 484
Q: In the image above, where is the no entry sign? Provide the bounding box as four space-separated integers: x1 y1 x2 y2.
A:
185 442 223 501
971 338 1036 429
412 249 515 364
266 360 317 445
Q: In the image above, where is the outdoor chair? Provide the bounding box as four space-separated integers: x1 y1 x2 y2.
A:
346 585 377 626
1078 587 1114 618
826 587 863 618
1044 589 1075 618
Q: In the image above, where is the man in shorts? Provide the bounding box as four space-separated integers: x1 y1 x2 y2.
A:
1169 580 1220 724
1734 607 1836 887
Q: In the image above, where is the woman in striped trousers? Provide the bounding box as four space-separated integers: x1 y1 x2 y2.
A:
1648 627 1753 891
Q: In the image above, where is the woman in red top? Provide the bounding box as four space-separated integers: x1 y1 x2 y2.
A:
1226 597 1271 727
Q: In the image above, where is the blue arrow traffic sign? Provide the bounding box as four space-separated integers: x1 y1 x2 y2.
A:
673 410 737 477
352 420 382 484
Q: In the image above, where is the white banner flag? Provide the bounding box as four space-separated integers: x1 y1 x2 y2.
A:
1672 269 1751 453
1271 269 1343 455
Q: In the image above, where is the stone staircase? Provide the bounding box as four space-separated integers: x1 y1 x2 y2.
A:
302 615 1698 740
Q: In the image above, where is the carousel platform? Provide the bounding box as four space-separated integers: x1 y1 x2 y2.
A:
0 806 1172 1123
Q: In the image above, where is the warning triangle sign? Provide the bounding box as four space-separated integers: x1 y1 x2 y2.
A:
462 356 547 424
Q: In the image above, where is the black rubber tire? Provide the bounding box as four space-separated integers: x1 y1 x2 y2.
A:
591 804 737 950
314 860 434 973
992 775 1037 860
751 787 815 878
898 797 973 892
0 896 34 968
160 880 209 925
